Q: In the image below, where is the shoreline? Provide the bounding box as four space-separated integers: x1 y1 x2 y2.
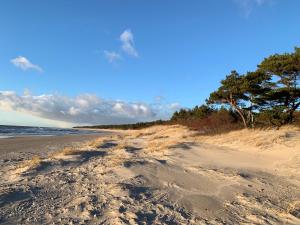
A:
0 132 113 156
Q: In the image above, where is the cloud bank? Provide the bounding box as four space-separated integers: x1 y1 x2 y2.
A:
0 91 180 126
11 56 43 72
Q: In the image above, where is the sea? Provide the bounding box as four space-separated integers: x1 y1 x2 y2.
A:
0 125 100 138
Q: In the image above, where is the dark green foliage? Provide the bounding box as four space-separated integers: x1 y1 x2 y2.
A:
255 107 290 127
241 71 273 108
171 104 213 122
75 120 169 130
258 47 300 123
240 71 274 127
171 106 243 134
208 70 248 127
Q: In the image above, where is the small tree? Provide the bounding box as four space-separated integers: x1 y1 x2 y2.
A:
191 104 213 119
208 70 248 128
171 108 191 121
241 71 273 127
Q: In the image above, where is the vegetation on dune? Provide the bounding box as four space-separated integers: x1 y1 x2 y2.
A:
76 48 300 132
175 47 300 130
207 47 300 128
74 120 170 130
171 106 242 134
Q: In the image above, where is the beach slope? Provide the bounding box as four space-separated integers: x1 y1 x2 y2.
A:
0 125 300 224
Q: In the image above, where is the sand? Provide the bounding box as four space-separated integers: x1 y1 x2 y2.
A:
0 133 111 156
0 125 299 224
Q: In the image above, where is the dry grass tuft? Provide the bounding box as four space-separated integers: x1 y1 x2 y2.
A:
145 139 181 153
194 125 300 150
60 146 82 156
49 146 83 159
87 136 120 148
20 156 42 170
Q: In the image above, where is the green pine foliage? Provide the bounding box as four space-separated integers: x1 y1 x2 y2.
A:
207 47 299 128
74 120 169 130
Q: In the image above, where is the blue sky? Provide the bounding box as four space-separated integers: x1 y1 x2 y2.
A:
0 0 300 127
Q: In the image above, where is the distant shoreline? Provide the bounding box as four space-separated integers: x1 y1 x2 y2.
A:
0 124 102 139
0 132 112 156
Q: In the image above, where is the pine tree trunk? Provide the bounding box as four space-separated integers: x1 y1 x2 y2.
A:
229 102 247 128
236 108 248 128
250 96 254 128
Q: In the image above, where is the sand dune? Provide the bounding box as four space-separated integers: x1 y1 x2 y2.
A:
0 125 300 224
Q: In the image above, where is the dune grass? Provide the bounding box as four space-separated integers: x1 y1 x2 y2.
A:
19 156 42 170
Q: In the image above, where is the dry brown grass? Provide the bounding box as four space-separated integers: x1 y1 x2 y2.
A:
48 146 83 159
104 153 129 168
130 124 300 155
60 146 82 156
194 125 300 150
116 140 129 150
87 137 113 149
145 139 182 153
51 136 119 158
138 125 193 154
19 156 42 170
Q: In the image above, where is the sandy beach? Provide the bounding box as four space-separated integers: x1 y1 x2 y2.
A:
0 125 300 224
0 133 112 155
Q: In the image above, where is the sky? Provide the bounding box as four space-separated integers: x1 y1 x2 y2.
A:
0 0 300 127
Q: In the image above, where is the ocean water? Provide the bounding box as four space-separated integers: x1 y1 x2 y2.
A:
0 125 99 138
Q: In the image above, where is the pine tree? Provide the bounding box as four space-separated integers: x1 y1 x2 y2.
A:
208 70 248 128
241 71 273 127
258 47 300 123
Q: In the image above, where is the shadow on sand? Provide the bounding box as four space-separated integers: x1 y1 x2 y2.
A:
0 190 31 207
124 146 143 154
169 142 197 150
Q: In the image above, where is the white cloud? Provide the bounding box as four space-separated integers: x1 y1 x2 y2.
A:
120 29 139 57
168 103 181 110
155 96 165 102
0 91 179 125
104 50 121 63
233 0 272 16
11 56 43 72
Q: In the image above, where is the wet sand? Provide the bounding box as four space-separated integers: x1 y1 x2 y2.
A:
0 132 112 156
